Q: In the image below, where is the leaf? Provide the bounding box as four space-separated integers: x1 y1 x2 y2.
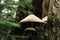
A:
0 19 20 28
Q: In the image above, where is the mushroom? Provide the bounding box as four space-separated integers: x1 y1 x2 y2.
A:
20 14 47 28
20 14 44 23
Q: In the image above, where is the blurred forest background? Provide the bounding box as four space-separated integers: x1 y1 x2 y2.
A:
0 0 60 40
0 0 34 40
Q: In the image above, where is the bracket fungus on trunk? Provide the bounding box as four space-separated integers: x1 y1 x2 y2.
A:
20 14 42 23
20 14 48 23
20 14 48 28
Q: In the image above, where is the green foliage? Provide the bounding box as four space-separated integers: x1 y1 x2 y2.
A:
0 19 20 28
16 0 34 21
0 0 20 40
0 0 33 40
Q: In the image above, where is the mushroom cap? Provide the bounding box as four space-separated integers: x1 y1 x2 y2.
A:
42 16 48 22
20 14 44 23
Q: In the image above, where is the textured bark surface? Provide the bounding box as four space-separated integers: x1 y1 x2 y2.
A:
48 0 60 40
48 0 60 21
42 0 49 17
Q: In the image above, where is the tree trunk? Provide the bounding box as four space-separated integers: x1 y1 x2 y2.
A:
42 0 49 17
32 0 43 19
48 0 60 40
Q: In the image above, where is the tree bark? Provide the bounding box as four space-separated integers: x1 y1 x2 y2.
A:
32 0 49 18
48 0 60 40
42 0 49 17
